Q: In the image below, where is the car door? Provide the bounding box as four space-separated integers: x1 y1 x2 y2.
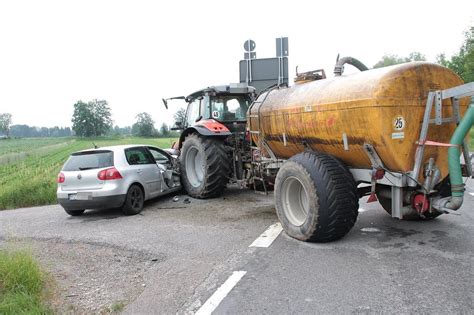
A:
147 146 174 192
124 147 162 198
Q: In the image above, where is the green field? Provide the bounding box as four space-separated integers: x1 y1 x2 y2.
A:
0 133 473 210
0 137 176 210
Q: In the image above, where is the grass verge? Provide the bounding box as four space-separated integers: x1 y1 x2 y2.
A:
0 249 51 314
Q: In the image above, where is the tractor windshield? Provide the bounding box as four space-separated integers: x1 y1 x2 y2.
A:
209 95 250 122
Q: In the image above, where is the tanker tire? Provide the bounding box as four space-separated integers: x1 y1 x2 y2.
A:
275 151 359 242
377 195 442 220
180 134 230 199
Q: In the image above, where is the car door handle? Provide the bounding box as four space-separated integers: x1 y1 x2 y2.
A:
137 169 143 174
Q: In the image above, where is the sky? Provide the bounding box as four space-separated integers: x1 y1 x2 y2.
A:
0 0 473 129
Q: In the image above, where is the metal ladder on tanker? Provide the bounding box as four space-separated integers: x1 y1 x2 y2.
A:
411 83 474 186
247 90 273 195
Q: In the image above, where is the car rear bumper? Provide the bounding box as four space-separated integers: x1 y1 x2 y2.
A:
58 195 126 210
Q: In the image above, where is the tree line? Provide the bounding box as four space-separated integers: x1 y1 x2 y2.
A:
372 26 473 83
71 99 175 138
0 99 177 138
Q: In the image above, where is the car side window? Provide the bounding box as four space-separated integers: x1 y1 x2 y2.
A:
125 147 155 165
148 147 170 164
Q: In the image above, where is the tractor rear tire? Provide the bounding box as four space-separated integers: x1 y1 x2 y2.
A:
275 151 359 242
180 134 230 198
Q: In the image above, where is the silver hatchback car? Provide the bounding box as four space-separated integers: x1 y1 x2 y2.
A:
57 145 181 216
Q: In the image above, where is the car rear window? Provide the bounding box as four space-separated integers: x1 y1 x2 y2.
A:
62 150 114 171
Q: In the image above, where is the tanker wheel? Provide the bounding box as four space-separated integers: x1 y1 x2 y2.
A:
376 194 442 220
275 151 359 242
180 133 230 199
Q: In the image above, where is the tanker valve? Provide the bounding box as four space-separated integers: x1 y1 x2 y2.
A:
412 193 430 214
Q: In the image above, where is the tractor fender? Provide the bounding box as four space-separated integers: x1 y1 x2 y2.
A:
178 120 231 149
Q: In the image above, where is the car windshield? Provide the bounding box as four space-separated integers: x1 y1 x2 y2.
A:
62 150 114 171
209 95 250 122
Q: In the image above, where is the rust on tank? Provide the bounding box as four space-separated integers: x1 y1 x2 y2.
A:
249 62 469 179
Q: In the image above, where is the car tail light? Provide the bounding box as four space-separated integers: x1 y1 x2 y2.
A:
98 167 123 180
57 172 65 183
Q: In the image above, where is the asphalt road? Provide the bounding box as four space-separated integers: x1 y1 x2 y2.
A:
1 180 473 314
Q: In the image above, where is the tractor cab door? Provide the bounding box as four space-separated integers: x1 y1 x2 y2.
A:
185 98 202 128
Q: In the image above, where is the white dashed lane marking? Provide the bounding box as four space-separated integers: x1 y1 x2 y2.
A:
196 223 281 314
195 271 247 315
361 227 381 233
249 222 283 248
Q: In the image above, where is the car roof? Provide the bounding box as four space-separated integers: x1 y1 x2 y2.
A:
73 144 158 154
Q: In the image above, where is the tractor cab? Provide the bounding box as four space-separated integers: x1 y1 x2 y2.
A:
182 84 255 133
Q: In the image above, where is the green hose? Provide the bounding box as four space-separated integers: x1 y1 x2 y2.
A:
448 102 474 199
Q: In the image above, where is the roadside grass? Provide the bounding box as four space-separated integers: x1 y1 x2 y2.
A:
109 301 126 313
0 137 177 210
0 248 51 314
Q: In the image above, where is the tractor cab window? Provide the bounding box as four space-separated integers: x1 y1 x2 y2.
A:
210 95 249 122
186 99 200 126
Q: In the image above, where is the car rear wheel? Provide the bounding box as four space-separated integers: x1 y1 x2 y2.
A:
122 184 144 215
64 209 85 216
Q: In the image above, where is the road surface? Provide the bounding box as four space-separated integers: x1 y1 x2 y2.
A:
1 181 473 314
